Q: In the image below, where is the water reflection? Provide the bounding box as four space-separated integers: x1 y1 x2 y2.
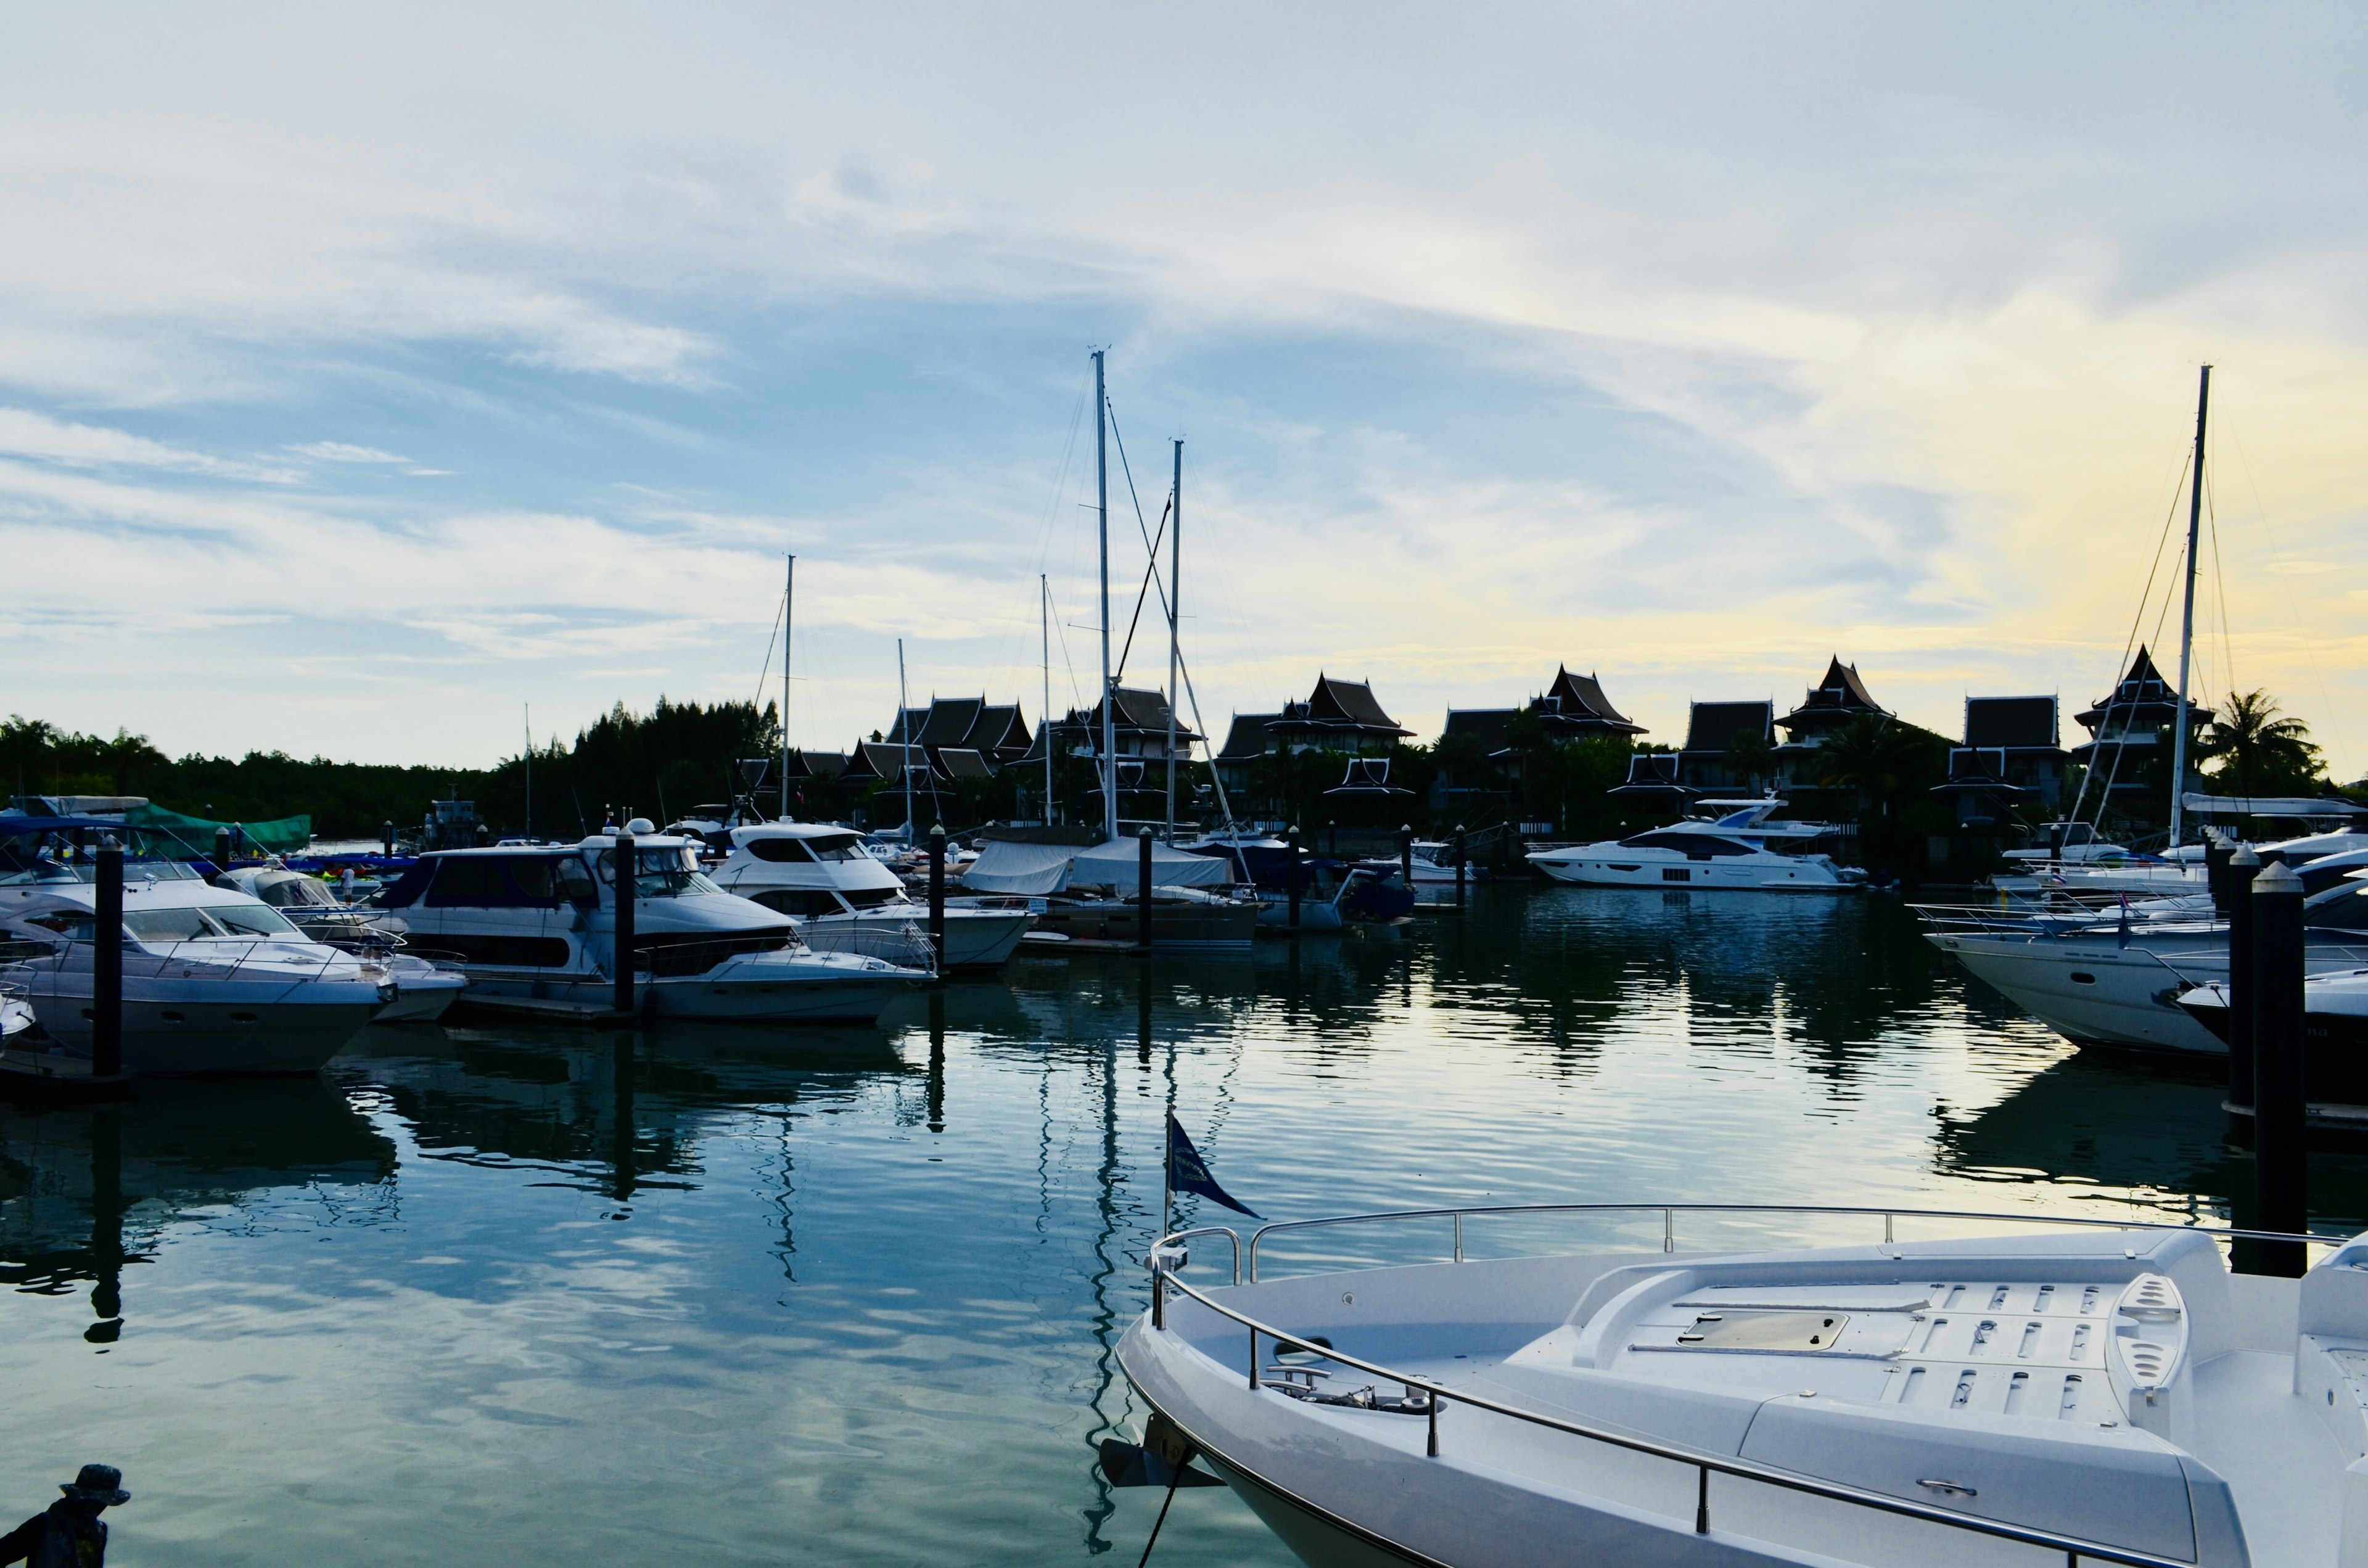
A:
0 1078 396 1342
17 889 2368 1566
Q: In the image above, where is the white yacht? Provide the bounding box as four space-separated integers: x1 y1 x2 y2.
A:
368 825 927 1024
1122 1201 2359 1568
0 880 388 1074
1529 802 1865 892
706 822 1033 972
219 863 466 1022
1922 875 2368 1056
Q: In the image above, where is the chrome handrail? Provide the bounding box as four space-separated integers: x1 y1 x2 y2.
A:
1244 1201 2346 1281
1151 1201 2342 1567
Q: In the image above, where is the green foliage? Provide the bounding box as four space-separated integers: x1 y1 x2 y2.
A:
2198 689 2325 798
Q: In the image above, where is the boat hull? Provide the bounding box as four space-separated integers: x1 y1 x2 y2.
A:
452 964 917 1024
22 984 374 1075
1531 853 1857 892
1034 900 1258 951
1928 932 2228 1054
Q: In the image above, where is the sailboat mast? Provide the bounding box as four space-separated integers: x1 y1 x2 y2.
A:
523 703 532 842
899 637 913 842
1167 437 1182 844
781 553 794 822
2169 364 2211 850
796 552 805 824
1041 573 1053 825
1095 349 1117 840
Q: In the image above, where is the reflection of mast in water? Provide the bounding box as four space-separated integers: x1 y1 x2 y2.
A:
86 1109 123 1345
927 990 946 1134
610 1030 636 1208
1077 970 1134 1553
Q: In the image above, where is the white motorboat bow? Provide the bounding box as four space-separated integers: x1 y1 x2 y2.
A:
1121 1201 2360 1568
369 824 927 1023
707 821 1032 971
1529 802 1866 892
219 863 466 1022
0 880 388 1075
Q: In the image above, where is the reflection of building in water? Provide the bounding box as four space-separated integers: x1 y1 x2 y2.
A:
0 1082 397 1340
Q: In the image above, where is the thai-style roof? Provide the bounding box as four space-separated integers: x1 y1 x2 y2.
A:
963 704 1031 761
1963 696 2060 750
842 741 935 784
1609 750 1691 797
883 706 931 746
1779 657 1886 737
1535 667 1645 735
1296 675 1410 737
936 748 994 781
1682 701 1775 753
917 697 984 749
796 749 848 781
1933 747 2028 795
1323 757 1412 797
2073 646 2203 733
1056 686 1198 742
1216 714 1280 763
1441 708 1518 754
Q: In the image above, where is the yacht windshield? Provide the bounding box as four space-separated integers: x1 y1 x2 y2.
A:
255 874 338 909
596 845 719 897
210 905 303 938
122 905 304 942
804 833 866 862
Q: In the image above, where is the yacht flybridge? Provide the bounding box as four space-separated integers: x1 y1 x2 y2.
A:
369 826 927 1023
707 821 1032 971
1122 1202 2365 1568
1528 802 1865 892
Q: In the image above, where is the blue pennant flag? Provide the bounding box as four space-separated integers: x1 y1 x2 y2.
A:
1167 1114 1260 1218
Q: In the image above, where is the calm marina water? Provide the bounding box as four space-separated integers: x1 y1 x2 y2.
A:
7 886 2366 1565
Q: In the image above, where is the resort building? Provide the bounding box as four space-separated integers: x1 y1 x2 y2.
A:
1931 696 2070 828
2069 648 2208 810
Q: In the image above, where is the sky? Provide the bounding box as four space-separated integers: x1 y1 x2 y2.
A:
5 4 2367 775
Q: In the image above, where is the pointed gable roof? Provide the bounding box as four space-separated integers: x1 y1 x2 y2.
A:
1531 665 1646 736
1815 657 1883 712
1684 701 1775 753
917 697 984 748
1305 675 1407 734
1216 713 1279 762
963 704 1030 759
2074 645 2194 733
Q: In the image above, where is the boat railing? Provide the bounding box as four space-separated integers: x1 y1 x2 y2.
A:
1150 1202 2345 1568
794 921 940 973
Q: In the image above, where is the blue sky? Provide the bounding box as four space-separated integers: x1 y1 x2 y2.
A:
5 4 2366 771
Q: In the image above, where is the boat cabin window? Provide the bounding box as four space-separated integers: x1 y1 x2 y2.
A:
1618 831 1754 858
841 885 908 909
593 845 718 898
803 833 867 863
2306 882 2368 933
22 912 97 941
426 857 523 907
207 905 302 938
749 889 844 917
123 908 217 942
254 874 338 909
747 837 817 864
553 856 598 906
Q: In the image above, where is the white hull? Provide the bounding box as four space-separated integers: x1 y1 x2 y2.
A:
800 907 1032 971
1532 855 1857 892
1931 929 2368 1056
1122 1217 2341 1568
374 972 465 1023
454 963 913 1024
23 982 374 1074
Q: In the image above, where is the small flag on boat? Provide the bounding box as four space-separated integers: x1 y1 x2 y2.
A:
1167 1114 1260 1218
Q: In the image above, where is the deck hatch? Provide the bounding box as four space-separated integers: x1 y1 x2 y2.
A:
1673 1310 1850 1350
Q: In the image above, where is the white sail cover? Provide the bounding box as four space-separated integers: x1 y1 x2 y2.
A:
961 837 1233 895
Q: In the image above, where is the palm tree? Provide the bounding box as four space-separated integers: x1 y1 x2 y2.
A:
2199 689 2323 798
1815 713 1942 815
1724 728 1775 795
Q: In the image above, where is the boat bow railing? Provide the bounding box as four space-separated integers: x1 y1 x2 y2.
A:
1145 1202 2347 1568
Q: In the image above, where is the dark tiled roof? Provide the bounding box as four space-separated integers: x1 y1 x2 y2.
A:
2074 646 2202 731
1079 686 1199 742
1683 701 1774 752
1442 708 1517 752
1539 667 1643 732
1305 675 1409 736
1324 757 1410 795
918 698 983 748
797 749 847 780
884 707 930 745
844 741 934 783
1964 696 2058 750
964 705 1030 758
937 748 994 780
1217 714 1279 761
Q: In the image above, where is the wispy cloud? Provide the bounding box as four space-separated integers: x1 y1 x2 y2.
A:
288 440 408 464
0 408 300 483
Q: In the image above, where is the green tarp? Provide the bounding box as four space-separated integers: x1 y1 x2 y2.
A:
124 803 313 855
